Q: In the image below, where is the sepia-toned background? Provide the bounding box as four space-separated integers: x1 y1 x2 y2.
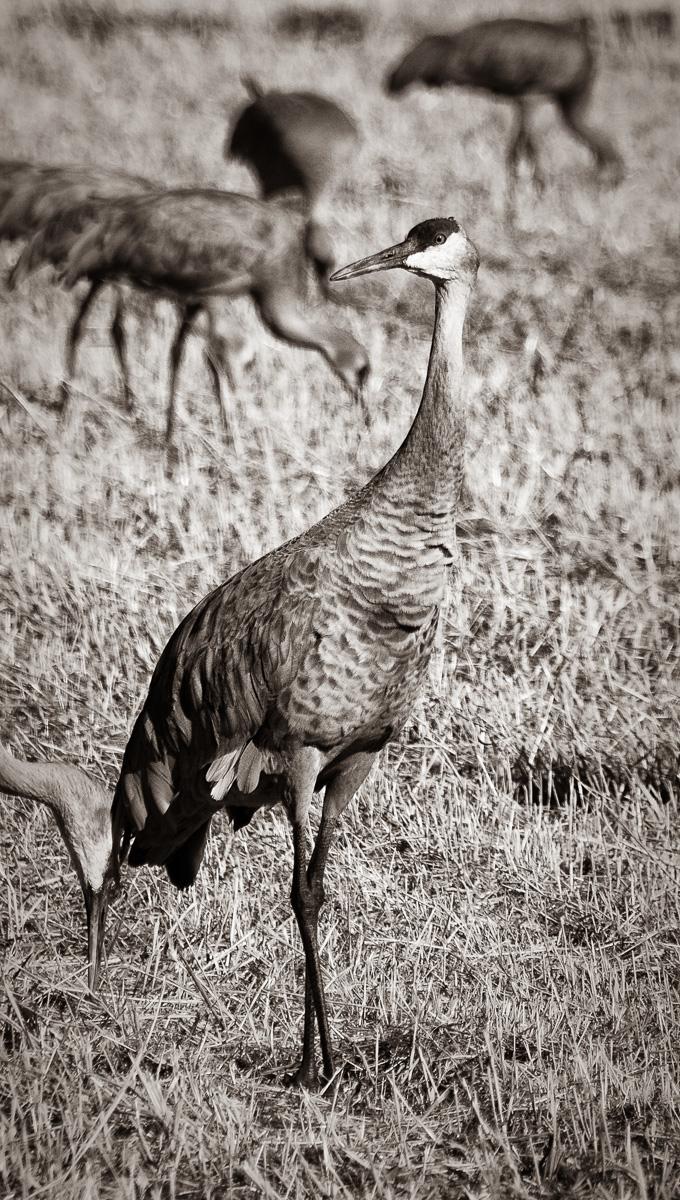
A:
0 0 678 1195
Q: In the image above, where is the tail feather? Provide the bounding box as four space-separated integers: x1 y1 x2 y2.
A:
7 206 107 291
6 234 51 291
164 819 212 889
61 223 110 289
206 739 264 800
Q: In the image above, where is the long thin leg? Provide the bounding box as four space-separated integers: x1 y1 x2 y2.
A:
556 91 623 181
287 750 377 1089
60 279 104 413
110 286 133 412
506 99 543 217
205 305 235 444
289 813 338 1086
166 303 200 445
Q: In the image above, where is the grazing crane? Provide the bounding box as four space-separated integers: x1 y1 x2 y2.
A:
0 161 155 411
226 80 359 291
0 744 114 990
386 18 623 200
105 215 480 1087
10 188 370 444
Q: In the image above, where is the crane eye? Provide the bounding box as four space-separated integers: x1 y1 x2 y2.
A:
433 233 446 245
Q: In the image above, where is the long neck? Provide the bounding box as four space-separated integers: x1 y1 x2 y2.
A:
382 277 470 509
0 746 108 826
0 746 65 809
342 277 471 609
0 747 112 891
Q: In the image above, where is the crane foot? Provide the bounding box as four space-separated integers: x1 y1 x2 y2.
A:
283 1063 320 1091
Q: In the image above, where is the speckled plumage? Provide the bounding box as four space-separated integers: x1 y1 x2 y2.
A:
113 218 479 1085
11 187 370 440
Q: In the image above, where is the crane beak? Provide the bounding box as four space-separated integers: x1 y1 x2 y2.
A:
330 238 412 281
84 884 107 992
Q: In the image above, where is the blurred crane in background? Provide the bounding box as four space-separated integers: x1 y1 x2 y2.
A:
10 187 370 446
0 161 155 411
226 80 359 291
386 17 623 206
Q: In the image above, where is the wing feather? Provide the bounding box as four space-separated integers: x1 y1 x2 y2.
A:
115 541 323 860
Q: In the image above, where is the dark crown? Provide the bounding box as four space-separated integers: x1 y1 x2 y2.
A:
405 217 460 247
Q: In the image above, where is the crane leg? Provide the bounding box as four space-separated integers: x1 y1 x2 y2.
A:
556 92 624 182
166 303 200 445
506 99 543 214
287 751 376 1089
110 287 134 412
60 279 103 414
289 812 338 1088
205 307 236 444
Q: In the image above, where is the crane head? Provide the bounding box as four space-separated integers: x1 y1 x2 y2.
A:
385 37 457 93
330 218 479 287
55 779 117 992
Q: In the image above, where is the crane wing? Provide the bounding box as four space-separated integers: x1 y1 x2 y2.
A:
115 540 320 865
56 189 299 294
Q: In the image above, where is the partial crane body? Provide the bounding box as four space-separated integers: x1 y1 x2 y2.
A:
0 161 155 410
105 216 480 1087
0 744 114 989
10 188 370 445
386 18 623 199
226 81 359 290
611 7 674 40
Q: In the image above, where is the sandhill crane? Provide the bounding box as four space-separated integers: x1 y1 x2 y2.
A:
226 80 359 291
0 744 114 989
0 161 155 411
104 216 479 1087
10 188 370 445
386 18 623 201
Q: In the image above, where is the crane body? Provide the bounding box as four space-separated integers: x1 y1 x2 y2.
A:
10 188 369 443
0 161 155 410
227 82 359 289
387 18 623 197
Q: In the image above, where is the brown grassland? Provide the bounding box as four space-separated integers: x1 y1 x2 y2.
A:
0 0 679 1195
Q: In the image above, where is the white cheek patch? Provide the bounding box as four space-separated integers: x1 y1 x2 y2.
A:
405 232 468 279
404 247 449 277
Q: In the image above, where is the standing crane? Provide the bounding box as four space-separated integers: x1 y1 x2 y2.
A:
9 188 370 445
107 215 480 1087
226 81 359 291
2 218 480 1085
0 161 155 411
386 18 623 201
0 744 114 990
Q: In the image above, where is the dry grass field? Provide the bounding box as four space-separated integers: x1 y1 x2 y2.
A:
1 0 679 1195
